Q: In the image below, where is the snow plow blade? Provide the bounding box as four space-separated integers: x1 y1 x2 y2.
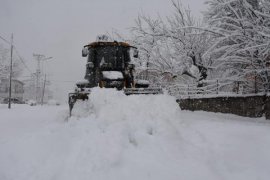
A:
124 88 163 95
68 92 89 117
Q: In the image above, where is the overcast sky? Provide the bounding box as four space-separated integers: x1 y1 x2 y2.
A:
0 0 207 101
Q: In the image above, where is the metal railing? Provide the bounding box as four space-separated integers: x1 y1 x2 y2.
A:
166 79 267 99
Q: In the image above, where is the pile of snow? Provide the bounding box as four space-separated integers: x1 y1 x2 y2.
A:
72 87 178 120
26 99 37 106
47 99 60 106
1 89 270 180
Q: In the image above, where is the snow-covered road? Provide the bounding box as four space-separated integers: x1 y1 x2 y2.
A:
1 88 270 180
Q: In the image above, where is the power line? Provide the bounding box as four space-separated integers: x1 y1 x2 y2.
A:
1 33 33 75
0 34 11 44
13 47 33 74
0 34 72 89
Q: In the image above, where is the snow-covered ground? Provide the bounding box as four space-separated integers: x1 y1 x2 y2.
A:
1 88 270 180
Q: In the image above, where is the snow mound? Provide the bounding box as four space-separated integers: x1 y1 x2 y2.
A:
71 88 181 138
1 90 270 180
64 88 188 179
71 87 180 124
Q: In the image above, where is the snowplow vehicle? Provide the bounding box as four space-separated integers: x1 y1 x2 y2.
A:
68 36 162 116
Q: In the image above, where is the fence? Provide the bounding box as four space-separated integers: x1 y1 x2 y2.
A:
167 79 266 99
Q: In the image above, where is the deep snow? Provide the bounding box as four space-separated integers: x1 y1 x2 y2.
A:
0 88 270 180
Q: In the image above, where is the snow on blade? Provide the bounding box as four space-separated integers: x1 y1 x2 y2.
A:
135 79 150 85
102 71 124 80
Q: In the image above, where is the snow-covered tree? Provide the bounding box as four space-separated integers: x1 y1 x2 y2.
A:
130 1 212 87
130 15 167 84
204 0 270 93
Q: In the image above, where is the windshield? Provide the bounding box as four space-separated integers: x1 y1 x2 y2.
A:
88 46 130 70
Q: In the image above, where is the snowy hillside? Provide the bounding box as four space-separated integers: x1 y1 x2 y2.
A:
1 88 270 180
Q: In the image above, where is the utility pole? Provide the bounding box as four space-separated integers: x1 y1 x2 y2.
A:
33 54 52 104
8 34 14 109
33 54 44 103
41 74 46 105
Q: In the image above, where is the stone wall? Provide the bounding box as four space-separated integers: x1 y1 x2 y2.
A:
178 95 270 119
